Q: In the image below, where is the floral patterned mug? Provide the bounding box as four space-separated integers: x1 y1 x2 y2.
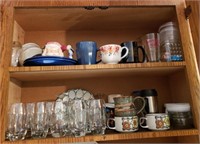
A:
99 44 129 64
107 116 138 132
140 113 170 130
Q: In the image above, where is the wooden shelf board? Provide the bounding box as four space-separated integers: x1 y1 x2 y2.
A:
14 7 175 31
3 129 199 144
9 62 186 81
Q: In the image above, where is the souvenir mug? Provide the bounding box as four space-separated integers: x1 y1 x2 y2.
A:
42 42 64 57
99 44 129 64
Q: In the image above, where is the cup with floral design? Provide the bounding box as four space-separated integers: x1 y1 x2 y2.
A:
107 116 138 132
140 113 170 130
99 44 129 64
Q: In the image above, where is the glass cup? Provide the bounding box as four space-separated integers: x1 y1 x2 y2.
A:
25 102 35 139
141 33 160 62
88 99 106 135
31 102 49 139
50 101 69 137
68 100 87 137
6 103 27 141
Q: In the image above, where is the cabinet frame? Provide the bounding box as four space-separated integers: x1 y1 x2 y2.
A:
0 0 200 143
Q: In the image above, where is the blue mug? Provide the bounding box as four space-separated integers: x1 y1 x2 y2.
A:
76 41 100 65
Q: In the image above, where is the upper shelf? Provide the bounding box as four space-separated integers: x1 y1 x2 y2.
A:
14 7 175 31
9 62 186 81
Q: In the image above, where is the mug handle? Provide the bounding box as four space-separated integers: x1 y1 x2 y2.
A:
139 117 148 128
132 96 146 114
106 118 115 130
120 46 129 60
137 46 146 63
96 49 102 63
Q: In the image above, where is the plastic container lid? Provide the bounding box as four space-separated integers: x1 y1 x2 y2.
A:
165 103 190 112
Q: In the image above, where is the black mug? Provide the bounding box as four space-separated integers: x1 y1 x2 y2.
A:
120 41 146 63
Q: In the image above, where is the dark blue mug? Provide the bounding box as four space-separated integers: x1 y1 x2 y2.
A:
76 41 100 65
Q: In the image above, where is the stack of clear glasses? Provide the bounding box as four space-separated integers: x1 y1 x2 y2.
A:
6 99 106 141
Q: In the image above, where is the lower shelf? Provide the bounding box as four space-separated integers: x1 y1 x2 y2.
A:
4 129 199 143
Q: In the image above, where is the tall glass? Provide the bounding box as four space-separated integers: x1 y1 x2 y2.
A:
6 103 27 141
69 100 87 137
50 101 69 137
25 102 35 139
31 102 49 139
89 99 106 135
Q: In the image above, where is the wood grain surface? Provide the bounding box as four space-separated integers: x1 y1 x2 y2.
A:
0 0 200 143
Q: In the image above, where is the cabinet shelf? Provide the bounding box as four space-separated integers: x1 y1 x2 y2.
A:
9 62 186 81
3 129 199 144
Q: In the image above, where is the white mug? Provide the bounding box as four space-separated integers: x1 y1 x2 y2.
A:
99 44 129 64
107 116 138 132
140 113 170 130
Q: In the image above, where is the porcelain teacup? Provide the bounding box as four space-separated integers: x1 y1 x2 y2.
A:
99 44 129 64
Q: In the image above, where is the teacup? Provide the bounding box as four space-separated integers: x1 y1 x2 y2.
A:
99 44 129 64
107 116 138 132
140 113 170 130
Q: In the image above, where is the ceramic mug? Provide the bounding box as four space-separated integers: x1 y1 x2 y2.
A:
99 44 129 64
114 96 145 117
76 41 100 65
108 94 122 103
140 113 170 130
120 41 146 63
107 116 138 132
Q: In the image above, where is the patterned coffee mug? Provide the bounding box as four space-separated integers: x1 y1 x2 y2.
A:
107 116 138 132
140 113 170 130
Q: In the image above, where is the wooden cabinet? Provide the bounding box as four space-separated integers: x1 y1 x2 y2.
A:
0 0 200 143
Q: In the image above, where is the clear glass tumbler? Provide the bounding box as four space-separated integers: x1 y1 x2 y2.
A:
6 103 27 141
31 102 49 139
88 99 106 135
142 33 160 62
50 101 69 137
68 100 87 137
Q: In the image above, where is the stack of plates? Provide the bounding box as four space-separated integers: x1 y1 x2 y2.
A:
23 56 77 66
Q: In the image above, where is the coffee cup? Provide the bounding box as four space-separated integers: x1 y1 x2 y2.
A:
120 41 146 63
76 41 100 65
140 113 170 130
107 116 138 132
113 96 145 117
99 44 129 64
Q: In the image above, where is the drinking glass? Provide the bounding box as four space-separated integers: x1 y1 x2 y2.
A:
6 103 27 141
31 102 49 139
25 102 35 139
50 101 69 137
142 33 160 62
89 99 106 135
69 100 87 137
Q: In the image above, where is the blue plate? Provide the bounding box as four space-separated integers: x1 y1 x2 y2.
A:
23 56 77 66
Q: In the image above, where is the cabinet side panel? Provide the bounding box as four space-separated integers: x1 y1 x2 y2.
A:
13 21 25 44
0 3 14 142
176 1 200 132
186 1 200 70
